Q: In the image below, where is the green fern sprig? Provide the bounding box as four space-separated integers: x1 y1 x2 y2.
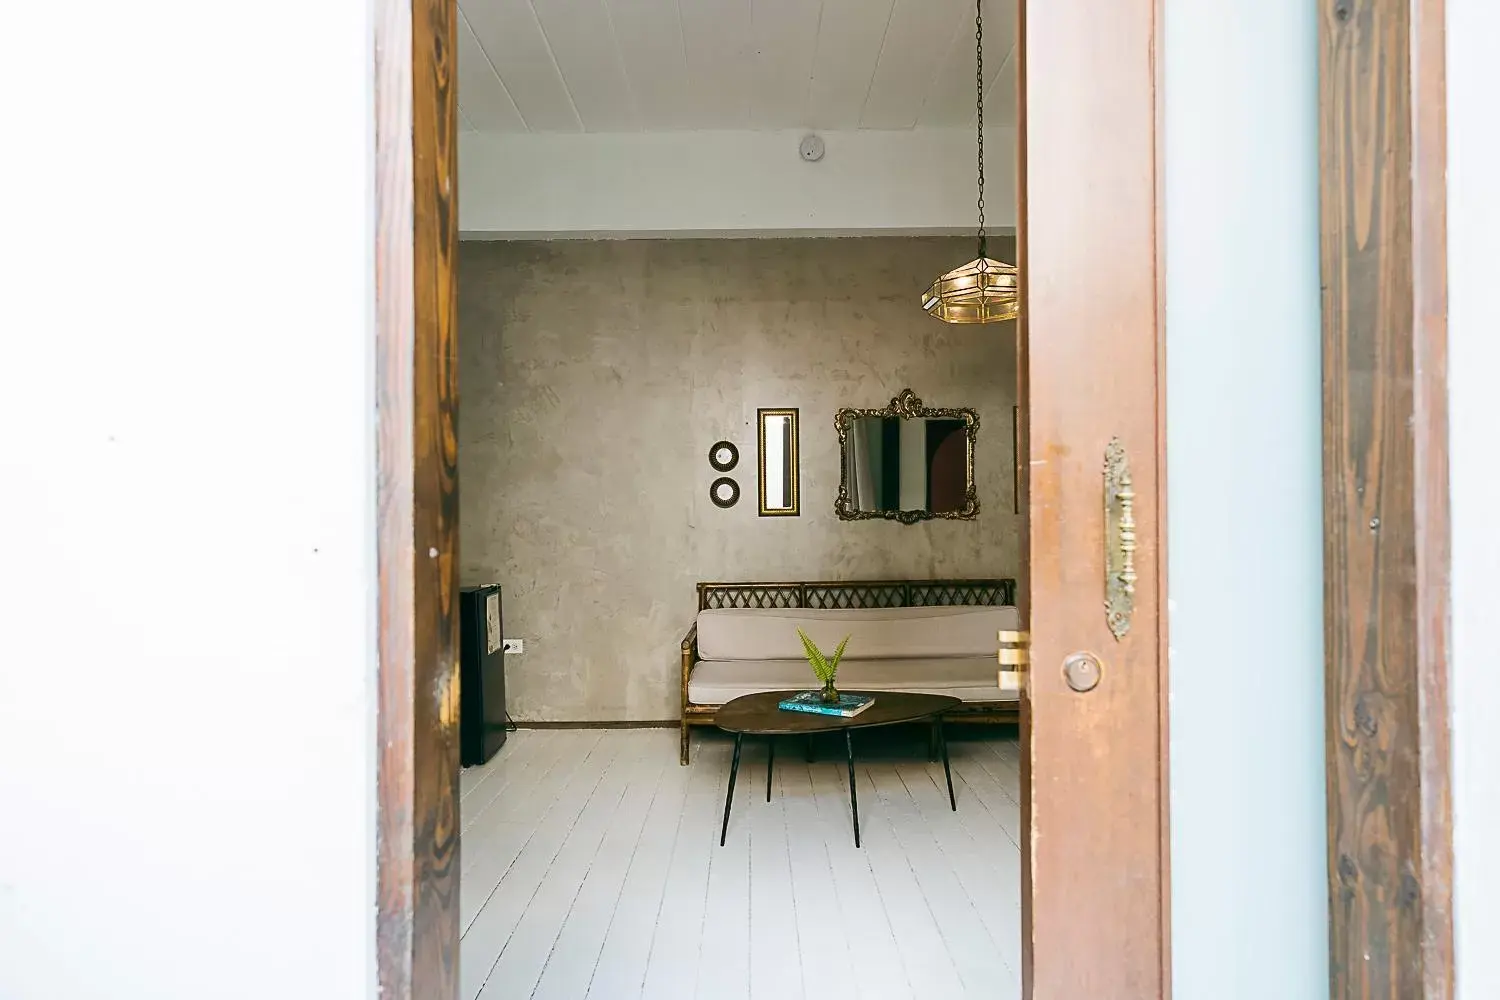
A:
796 628 850 685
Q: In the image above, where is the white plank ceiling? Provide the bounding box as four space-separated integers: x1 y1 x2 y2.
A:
456 0 1019 134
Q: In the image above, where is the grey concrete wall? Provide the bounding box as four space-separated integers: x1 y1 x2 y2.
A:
458 237 1022 721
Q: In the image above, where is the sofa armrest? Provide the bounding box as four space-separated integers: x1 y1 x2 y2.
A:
680 623 698 709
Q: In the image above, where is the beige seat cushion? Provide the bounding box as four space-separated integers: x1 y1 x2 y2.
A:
695 605 1020 661
687 656 1015 706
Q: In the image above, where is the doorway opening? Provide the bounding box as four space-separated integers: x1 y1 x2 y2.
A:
456 234 1025 999
374 1 1168 998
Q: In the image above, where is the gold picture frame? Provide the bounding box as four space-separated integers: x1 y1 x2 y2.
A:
756 408 800 517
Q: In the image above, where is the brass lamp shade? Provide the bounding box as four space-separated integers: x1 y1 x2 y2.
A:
921 256 1019 324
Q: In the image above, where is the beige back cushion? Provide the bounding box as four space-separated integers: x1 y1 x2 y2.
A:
695 605 1020 661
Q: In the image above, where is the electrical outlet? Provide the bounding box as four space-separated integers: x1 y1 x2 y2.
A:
502 638 524 655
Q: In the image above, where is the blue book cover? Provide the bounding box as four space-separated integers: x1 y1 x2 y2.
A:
776 691 875 717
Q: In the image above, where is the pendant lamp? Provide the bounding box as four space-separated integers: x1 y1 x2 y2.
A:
922 0 1019 324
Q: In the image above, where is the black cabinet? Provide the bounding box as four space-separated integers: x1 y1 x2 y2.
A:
459 585 508 766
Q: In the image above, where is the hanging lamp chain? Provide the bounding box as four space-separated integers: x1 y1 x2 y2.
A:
974 0 986 261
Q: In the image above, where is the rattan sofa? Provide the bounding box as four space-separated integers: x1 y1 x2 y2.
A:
678 578 1021 764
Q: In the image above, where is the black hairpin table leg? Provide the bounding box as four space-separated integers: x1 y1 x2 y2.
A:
845 729 861 848
720 733 743 846
766 737 775 802
937 716 956 811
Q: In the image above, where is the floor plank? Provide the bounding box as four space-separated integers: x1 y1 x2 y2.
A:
531 738 672 999
461 759 493 802
460 732 604 933
461 732 619 999
870 763 1013 997
582 741 696 997
488 732 660 998
856 764 966 997
948 752 1022 850
461 730 556 837
638 732 725 1000
807 745 914 1000
695 738 753 1000
459 727 1021 1000
781 758 857 1000
895 762 1023 987
746 739 803 1000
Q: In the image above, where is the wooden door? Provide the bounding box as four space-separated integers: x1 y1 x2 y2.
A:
1017 0 1169 996
374 0 462 996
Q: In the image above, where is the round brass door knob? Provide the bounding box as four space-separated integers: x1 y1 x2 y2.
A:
1062 652 1103 693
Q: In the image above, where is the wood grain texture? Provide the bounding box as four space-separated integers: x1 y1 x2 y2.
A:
1017 0 1167 996
376 0 462 996
1319 0 1453 996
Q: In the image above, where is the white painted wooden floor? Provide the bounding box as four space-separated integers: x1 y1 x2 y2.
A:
459 727 1022 1000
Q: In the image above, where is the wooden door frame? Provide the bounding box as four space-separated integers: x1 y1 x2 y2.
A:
372 0 1178 995
372 0 1464 995
1017 0 1172 995
374 0 461 996
1319 0 1455 995
365 0 1462 996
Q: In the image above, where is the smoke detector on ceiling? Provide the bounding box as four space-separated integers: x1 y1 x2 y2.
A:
798 133 825 162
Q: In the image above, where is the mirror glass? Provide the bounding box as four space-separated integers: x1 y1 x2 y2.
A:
757 408 800 516
835 390 978 523
843 417 970 514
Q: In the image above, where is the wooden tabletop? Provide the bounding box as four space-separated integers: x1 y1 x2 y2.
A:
714 690 961 735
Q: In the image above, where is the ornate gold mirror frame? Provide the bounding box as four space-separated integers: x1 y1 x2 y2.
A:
834 388 979 524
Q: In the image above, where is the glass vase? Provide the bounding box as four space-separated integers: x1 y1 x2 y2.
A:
820 678 839 703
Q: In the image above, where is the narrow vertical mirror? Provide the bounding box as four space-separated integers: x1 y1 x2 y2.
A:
757 408 800 517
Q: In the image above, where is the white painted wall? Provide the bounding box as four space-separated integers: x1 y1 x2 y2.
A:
0 1 1483 993
0 4 374 1000
1163 1 1329 997
1448 2 1500 996
458 127 1017 237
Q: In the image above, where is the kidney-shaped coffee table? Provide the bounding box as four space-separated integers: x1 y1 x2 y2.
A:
713 690 961 848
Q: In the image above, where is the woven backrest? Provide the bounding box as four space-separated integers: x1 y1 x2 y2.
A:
697 578 1017 611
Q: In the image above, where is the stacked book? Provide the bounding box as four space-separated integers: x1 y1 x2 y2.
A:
777 691 875 718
